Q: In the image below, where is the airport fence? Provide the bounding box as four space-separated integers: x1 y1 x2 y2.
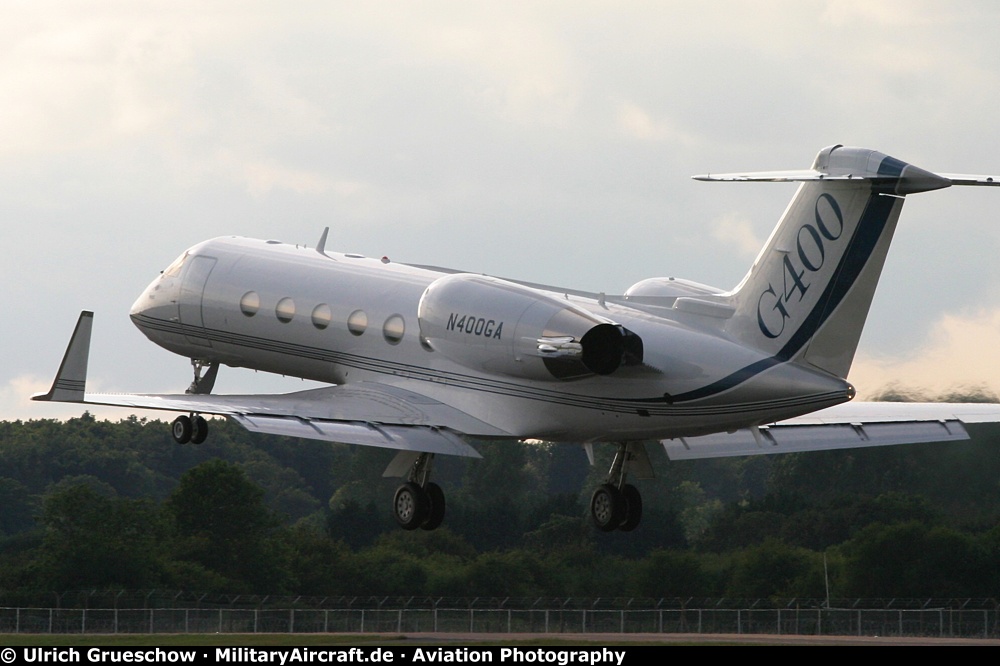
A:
0 596 998 638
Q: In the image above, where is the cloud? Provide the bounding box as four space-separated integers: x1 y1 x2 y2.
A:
711 213 765 258
616 101 697 144
820 0 942 27
389 8 582 127
0 374 100 422
850 307 1000 398
0 9 198 157
0 375 48 419
239 159 334 196
0 373 182 424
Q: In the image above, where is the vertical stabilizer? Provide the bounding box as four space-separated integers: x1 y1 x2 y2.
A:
709 146 950 378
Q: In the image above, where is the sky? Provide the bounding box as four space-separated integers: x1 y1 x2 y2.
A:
5 0 1000 422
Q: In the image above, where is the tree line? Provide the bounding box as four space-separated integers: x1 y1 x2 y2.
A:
0 400 999 600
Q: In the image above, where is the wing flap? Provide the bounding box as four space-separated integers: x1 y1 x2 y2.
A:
79 384 507 432
662 401 1000 460
78 386 496 457
231 414 480 458
662 419 968 461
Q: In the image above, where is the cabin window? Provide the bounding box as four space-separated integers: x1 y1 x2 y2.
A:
347 310 368 336
276 297 295 323
383 314 405 345
312 303 332 330
240 291 260 317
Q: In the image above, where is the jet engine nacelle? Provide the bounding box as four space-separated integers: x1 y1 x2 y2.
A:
417 273 642 381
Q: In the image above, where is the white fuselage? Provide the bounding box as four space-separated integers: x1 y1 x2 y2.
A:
129 236 853 442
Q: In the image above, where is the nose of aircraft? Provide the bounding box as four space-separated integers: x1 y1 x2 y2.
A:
130 272 179 326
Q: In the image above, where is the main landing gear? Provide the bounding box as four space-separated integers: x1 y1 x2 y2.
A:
588 442 651 532
171 413 209 444
390 452 446 531
170 359 219 444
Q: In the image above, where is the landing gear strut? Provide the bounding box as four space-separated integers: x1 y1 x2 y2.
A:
589 442 648 532
390 452 446 531
186 359 218 395
170 359 218 444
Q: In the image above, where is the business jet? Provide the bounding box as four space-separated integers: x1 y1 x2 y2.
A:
34 145 1000 533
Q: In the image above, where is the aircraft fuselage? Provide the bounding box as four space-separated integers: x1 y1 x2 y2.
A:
129 235 852 442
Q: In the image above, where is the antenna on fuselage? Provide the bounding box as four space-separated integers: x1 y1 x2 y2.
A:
316 227 330 257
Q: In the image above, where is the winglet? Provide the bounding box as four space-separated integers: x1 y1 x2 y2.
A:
32 311 93 403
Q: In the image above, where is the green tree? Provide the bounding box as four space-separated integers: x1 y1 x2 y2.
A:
0 477 36 536
839 521 986 597
165 459 291 592
283 524 359 595
627 549 713 598
725 539 822 598
33 483 168 590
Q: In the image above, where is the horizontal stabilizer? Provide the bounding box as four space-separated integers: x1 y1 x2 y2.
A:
696 170 1000 187
693 169 856 183
695 144 1000 197
936 173 1000 187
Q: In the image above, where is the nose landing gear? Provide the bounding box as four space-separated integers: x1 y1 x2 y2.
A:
186 360 218 395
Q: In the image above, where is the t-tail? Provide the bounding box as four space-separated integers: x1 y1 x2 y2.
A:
700 145 999 379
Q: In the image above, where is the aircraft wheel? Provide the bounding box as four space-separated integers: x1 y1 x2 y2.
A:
590 483 625 532
619 484 643 532
421 482 446 531
171 415 193 444
190 415 209 445
393 482 429 530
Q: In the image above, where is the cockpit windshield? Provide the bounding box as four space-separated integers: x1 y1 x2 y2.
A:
162 252 189 279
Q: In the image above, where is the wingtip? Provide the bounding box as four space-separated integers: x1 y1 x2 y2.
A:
34 311 93 403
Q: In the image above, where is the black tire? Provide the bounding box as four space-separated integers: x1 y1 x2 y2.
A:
171 415 192 444
421 482 446 531
393 482 429 530
619 484 643 532
190 415 209 444
590 483 625 532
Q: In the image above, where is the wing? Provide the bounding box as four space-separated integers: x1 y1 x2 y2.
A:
661 401 1000 461
32 312 501 458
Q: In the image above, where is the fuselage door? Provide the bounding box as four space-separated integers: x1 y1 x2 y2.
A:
177 255 217 347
